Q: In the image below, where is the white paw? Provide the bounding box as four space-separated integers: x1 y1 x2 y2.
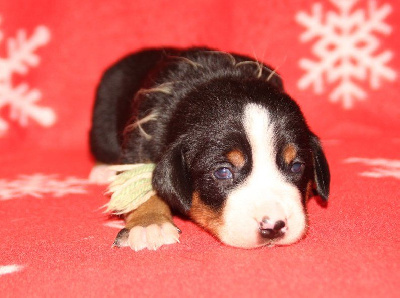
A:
88 164 117 184
113 223 180 251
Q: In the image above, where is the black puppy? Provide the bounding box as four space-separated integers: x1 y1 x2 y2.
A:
90 47 330 251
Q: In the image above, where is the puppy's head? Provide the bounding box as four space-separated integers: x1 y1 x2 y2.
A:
152 79 330 248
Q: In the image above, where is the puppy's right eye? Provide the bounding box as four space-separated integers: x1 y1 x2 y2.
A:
214 167 233 180
290 162 305 174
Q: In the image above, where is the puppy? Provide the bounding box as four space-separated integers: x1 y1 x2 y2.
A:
90 47 330 250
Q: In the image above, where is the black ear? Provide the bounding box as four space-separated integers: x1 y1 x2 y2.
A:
152 142 192 215
310 135 330 200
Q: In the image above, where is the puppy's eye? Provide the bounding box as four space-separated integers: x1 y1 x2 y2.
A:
291 162 305 174
214 167 233 180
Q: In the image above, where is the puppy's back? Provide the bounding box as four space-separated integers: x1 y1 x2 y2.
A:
90 49 169 163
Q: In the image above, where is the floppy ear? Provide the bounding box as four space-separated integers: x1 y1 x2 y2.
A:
310 135 330 200
152 142 192 215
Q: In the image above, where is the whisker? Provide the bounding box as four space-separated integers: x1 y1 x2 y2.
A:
136 82 174 97
168 56 203 69
204 50 236 65
266 55 286 82
235 61 264 78
124 111 159 140
251 49 263 79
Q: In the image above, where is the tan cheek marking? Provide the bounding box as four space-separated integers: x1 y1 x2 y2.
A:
189 191 223 237
226 149 246 168
283 144 297 164
305 180 314 202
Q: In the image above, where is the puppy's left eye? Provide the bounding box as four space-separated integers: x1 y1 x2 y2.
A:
214 167 233 180
291 162 305 174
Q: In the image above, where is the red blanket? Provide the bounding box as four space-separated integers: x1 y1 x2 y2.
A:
1 0 399 296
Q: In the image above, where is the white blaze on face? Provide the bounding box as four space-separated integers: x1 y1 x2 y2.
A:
218 103 307 248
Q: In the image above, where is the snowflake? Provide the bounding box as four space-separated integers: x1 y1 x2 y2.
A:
344 157 400 179
104 220 125 229
0 174 92 200
296 0 396 109
0 15 55 136
0 265 24 276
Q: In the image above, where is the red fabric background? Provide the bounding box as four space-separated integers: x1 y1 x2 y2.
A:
1 0 399 297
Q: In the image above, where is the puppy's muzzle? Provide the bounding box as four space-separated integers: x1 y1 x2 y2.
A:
259 216 288 239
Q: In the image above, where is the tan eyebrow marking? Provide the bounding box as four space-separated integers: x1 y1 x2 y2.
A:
283 144 297 164
226 149 246 168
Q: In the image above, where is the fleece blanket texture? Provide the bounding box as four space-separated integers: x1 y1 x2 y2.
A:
1 0 399 297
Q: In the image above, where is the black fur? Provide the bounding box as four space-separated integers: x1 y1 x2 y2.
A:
90 47 330 215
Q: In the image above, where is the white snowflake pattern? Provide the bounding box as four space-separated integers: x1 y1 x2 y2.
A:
0 174 92 201
103 220 125 229
296 0 396 109
0 265 24 276
0 15 55 136
344 157 400 179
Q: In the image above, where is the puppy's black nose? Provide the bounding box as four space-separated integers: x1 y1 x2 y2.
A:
259 217 287 239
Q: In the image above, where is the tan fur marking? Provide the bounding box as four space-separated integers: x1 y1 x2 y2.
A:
124 195 173 229
305 180 315 202
226 149 246 168
189 192 223 237
283 144 297 164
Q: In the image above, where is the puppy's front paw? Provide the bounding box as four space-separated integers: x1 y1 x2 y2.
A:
113 222 180 251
